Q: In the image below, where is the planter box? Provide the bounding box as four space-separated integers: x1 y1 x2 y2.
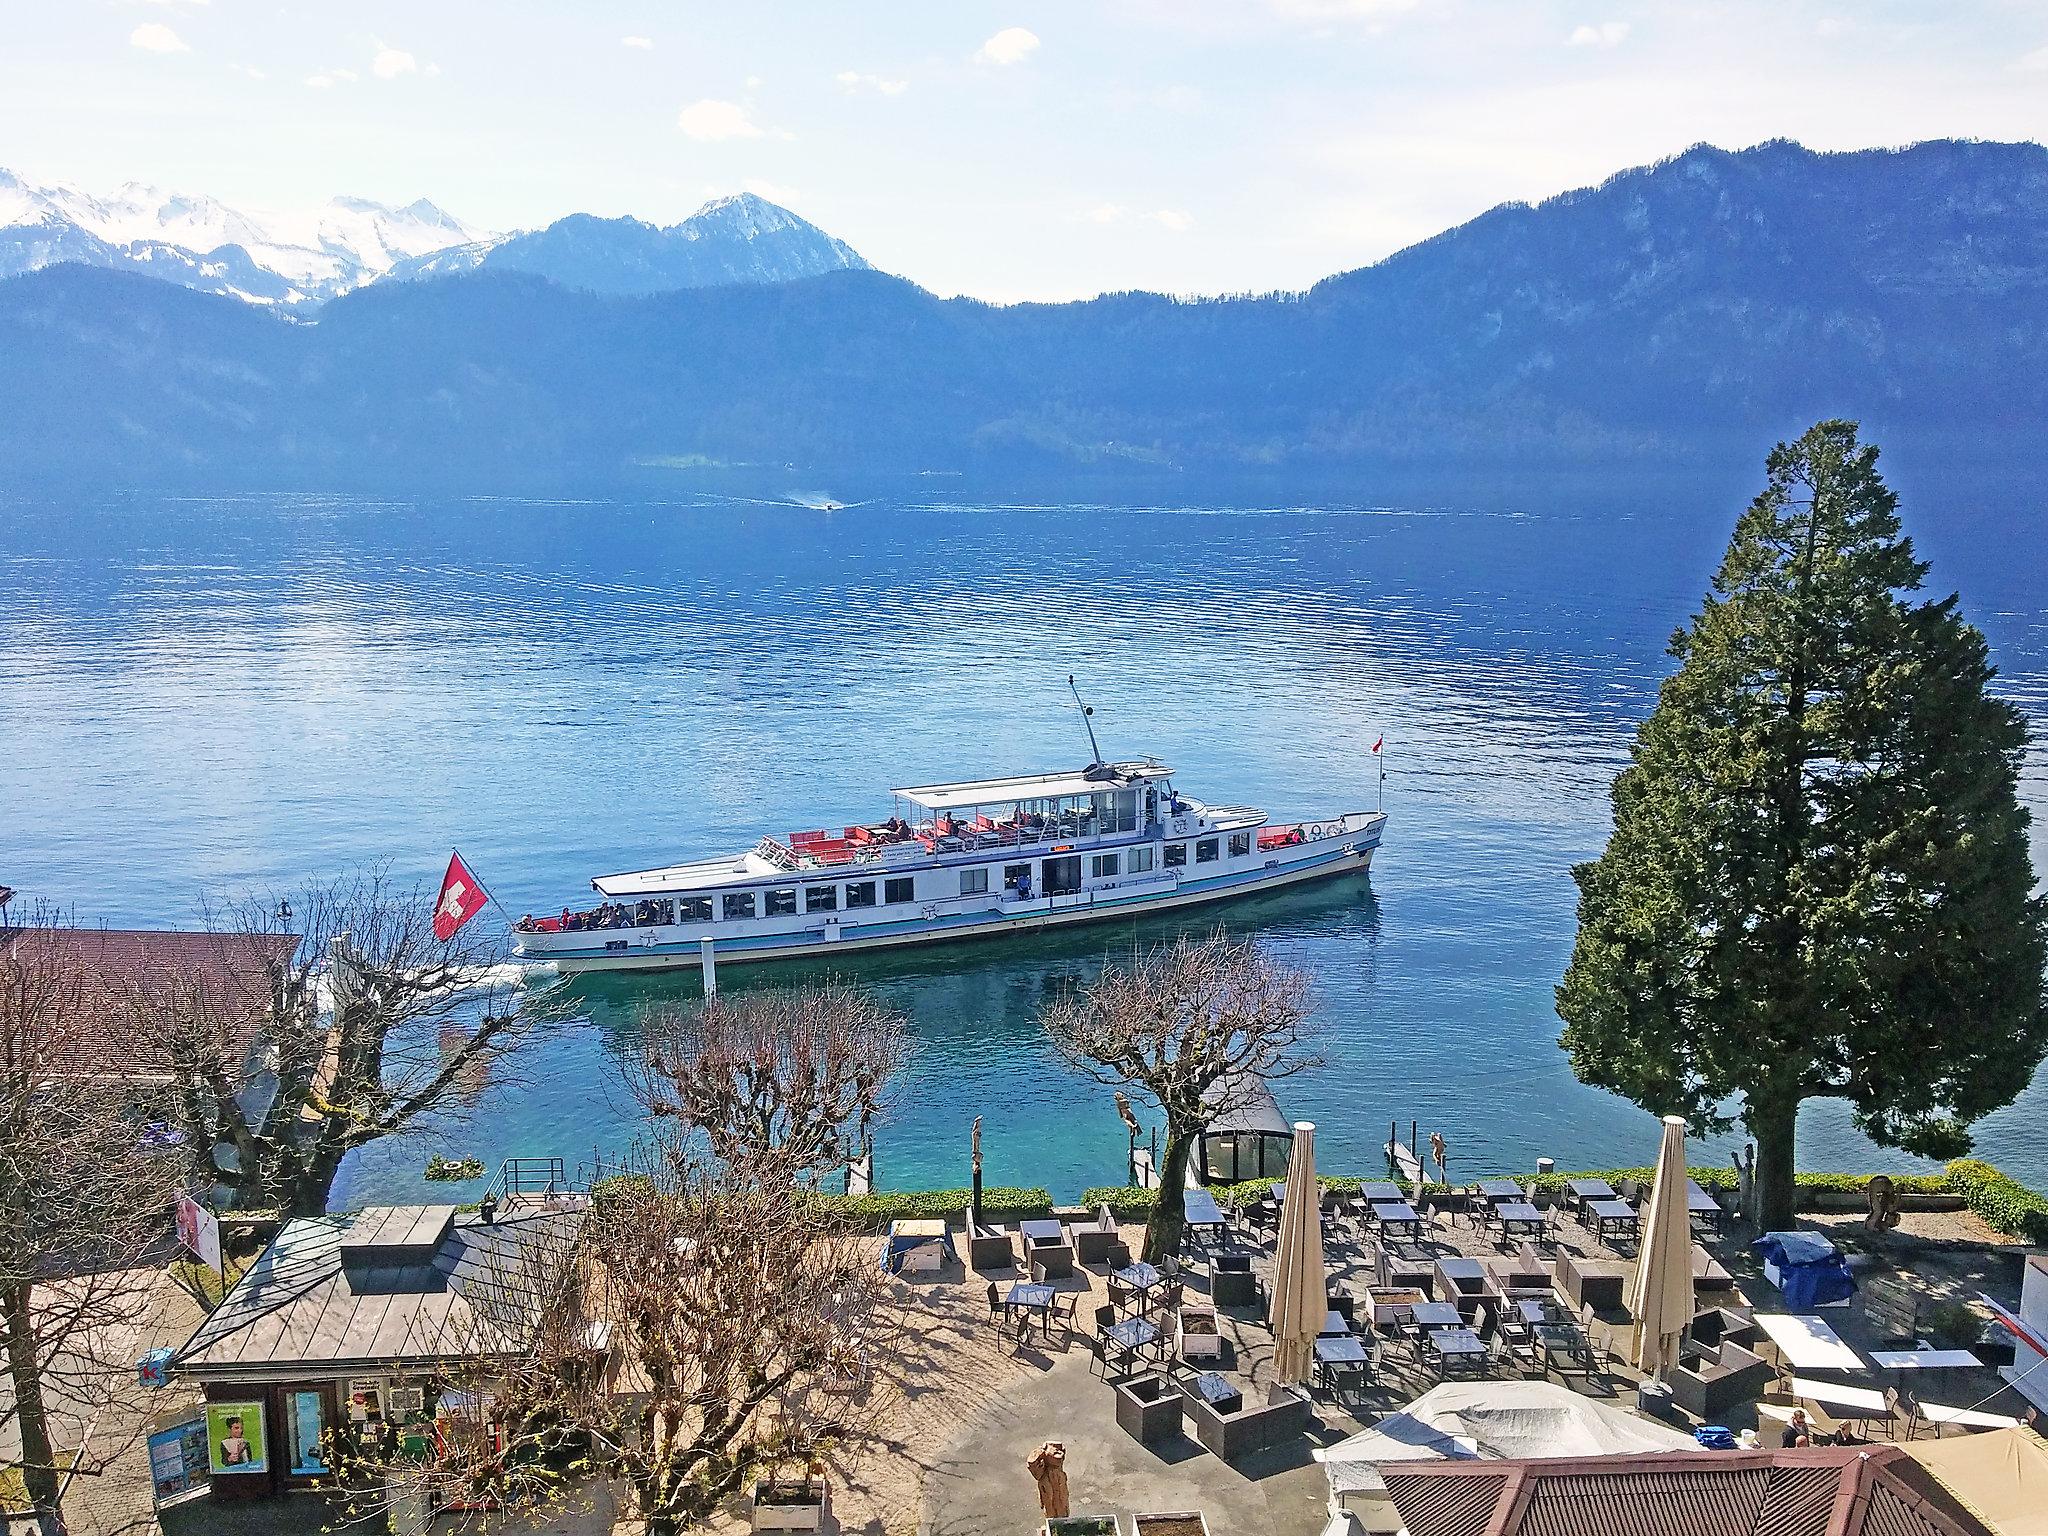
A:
1135 1511 1212 1536
752 1477 828 1533
1178 1305 1224 1362
1047 1518 1120 1536
1370 1286 1426 1327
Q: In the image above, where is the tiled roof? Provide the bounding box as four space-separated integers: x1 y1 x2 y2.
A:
1382 1446 1994 1536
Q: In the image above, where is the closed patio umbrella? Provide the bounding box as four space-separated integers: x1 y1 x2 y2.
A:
1269 1120 1328 1385
1628 1114 1695 1378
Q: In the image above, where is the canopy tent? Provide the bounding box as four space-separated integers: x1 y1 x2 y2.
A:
1317 1380 1697 1496
1905 1429 2048 1536
1630 1114 1695 1377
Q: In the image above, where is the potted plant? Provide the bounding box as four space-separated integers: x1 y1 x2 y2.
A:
1046 1518 1120 1536
750 1470 829 1533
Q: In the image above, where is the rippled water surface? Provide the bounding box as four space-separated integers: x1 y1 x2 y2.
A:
2 489 2043 1206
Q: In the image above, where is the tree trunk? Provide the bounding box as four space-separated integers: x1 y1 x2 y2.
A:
1749 1090 1800 1233
1142 1126 1194 1262
3 1280 68 1535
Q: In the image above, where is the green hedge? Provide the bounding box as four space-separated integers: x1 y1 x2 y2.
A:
1946 1159 2048 1243
1081 1186 1157 1221
807 1186 1052 1229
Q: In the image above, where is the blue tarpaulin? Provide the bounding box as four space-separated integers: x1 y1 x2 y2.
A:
1754 1230 1856 1309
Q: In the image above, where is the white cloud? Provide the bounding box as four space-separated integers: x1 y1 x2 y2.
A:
1152 208 1194 232
742 178 803 203
1566 21 1630 48
975 27 1040 66
2018 44 2048 72
334 68 357 81
622 36 653 50
129 22 189 53
305 72 333 88
836 70 908 96
372 45 419 79
677 98 763 141
229 62 266 79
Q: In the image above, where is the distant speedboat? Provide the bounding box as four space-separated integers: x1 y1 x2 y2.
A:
513 756 1386 974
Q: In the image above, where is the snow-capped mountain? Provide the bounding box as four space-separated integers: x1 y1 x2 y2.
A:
387 193 873 295
0 168 494 305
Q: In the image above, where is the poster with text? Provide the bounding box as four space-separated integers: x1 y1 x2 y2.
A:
206 1401 267 1475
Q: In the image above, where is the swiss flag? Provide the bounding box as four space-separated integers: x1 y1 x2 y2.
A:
1371 735 1383 754
432 851 489 941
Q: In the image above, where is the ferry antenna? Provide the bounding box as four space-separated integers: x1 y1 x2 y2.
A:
1067 675 1106 769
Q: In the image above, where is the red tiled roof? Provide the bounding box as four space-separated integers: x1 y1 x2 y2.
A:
1381 1446 1993 1536
4 924 298 1076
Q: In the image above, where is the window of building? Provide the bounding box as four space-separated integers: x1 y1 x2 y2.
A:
885 877 916 904
764 888 798 917
1229 832 1252 858
1164 843 1188 868
805 885 838 913
1091 852 1120 878
678 896 712 922
1196 838 1220 863
845 881 877 909
722 892 757 920
960 867 989 896
1130 846 1155 874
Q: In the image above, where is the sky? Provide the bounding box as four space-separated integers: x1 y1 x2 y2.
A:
4 1 2048 301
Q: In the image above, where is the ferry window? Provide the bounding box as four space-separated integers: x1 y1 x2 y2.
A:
765 889 798 917
1164 843 1188 868
845 881 877 909
1091 853 1120 878
678 896 712 922
960 868 989 896
1129 846 1155 874
722 892 757 920
885 877 916 905
805 885 838 913
1229 833 1252 858
1196 838 1220 863
1003 862 1031 887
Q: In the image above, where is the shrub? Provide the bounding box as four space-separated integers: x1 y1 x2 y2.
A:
1945 1159 2048 1243
1081 1186 1156 1221
808 1186 1052 1230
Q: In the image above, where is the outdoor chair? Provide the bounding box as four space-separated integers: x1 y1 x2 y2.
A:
1669 1340 1774 1422
1072 1205 1121 1266
1113 1372 1185 1446
967 1222 1017 1272
1030 1243 1075 1283
985 1282 1001 1325
1691 1241 1736 1292
1053 1291 1080 1334
1555 1249 1629 1313
1578 1301 1612 1369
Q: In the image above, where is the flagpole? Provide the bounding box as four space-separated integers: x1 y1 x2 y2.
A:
453 847 517 928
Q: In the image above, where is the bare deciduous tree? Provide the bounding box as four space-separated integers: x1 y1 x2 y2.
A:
637 982 907 1178
135 868 545 1216
1042 931 1315 1260
1 910 185 1536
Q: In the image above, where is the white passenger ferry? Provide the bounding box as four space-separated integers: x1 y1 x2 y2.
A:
513 754 1385 975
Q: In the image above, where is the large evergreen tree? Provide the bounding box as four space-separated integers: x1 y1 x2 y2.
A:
1558 421 2047 1231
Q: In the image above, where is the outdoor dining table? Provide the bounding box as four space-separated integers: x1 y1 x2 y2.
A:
1426 1326 1491 1377
1357 1181 1406 1205
1004 1281 1056 1336
1756 1313 1866 1376
1104 1315 1161 1368
1567 1178 1617 1212
1019 1218 1067 1248
1372 1200 1423 1242
1315 1333 1372 1394
1686 1181 1725 1233
1183 1188 1230 1239
1584 1199 1639 1246
1475 1179 1527 1206
1790 1376 1893 1437
1111 1261 1166 1312
1492 1201 1547 1239
1321 1309 1351 1338
1410 1301 1465 1332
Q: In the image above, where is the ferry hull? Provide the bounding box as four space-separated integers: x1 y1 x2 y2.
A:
522 828 1379 975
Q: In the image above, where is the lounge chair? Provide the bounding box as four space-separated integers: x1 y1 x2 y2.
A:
1691 1241 1736 1292
967 1222 1017 1272
1114 1373 1185 1445
1554 1249 1629 1313
1030 1244 1075 1283
1072 1205 1121 1266
1669 1340 1774 1421
1179 1381 1313 1464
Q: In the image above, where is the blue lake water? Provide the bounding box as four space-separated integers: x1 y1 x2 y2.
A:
1 487 2043 1207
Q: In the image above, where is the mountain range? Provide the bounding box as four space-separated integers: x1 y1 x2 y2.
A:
2 139 2044 492
0 173 869 304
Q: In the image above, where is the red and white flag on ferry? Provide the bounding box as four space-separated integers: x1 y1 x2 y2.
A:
432 850 490 941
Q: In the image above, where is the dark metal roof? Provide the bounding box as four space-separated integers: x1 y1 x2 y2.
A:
1382 1446 1993 1536
1200 1071 1290 1137
173 1201 584 1381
